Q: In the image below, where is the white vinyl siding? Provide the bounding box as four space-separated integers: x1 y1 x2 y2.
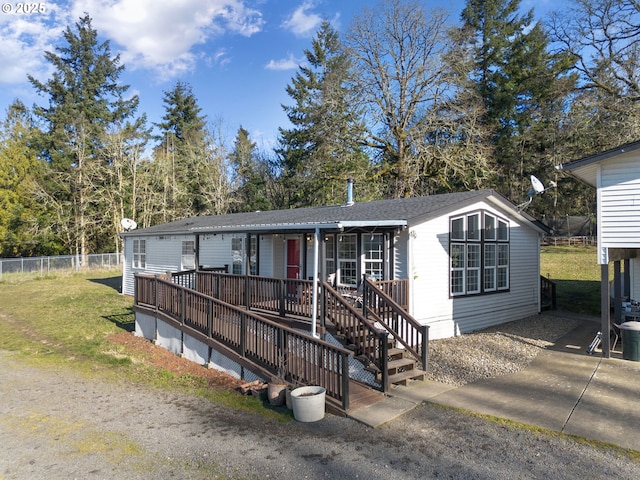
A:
410 201 539 340
599 154 640 250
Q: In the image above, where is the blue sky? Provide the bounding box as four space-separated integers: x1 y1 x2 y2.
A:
0 0 561 152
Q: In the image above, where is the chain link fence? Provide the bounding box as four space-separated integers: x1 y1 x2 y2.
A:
0 253 122 280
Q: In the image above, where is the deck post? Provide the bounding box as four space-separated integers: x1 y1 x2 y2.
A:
240 311 247 358
421 324 429 372
278 279 285 317
341 351 350 411
601 263 611 358
379 330 389 393
207 298 213 339
180 288 186 324
310 227 320 338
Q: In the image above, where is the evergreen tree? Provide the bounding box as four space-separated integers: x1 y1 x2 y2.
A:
153 82 212 220
0 101 61 256
277 21 370 207
28 14 139 256
229 126 273 212
460 0 576 207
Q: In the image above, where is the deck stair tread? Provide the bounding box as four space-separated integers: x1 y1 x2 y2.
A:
388 369 426 385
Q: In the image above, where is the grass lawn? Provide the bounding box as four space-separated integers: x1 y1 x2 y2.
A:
541 245 604 315
0 271 280 418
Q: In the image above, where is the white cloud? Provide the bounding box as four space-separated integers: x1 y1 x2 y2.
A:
71 0 264 77
0 4 70 84
0 0 264 85
281 0 322 37
265 53 304 71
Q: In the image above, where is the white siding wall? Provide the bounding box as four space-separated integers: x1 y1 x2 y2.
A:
122 234 192 296
199 234 233 271
599 153 640 249
123 233 278 296
409 201 541 340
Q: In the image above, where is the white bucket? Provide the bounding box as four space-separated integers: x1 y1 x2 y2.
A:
290 386 326 422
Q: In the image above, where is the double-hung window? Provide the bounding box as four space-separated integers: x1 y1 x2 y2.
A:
363 233 384 280
337 234 357 287
450 211 509 296
132 239 146 269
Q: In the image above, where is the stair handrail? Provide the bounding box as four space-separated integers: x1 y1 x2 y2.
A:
322 281 389 389
362 276 429 372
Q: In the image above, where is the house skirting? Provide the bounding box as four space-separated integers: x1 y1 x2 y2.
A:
134 309 263 383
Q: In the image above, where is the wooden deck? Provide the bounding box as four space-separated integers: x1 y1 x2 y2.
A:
326 380 386 416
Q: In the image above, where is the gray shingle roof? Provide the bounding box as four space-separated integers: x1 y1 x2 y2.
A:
123 189 540 236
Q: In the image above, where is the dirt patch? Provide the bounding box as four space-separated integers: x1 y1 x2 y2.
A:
108 331 245 390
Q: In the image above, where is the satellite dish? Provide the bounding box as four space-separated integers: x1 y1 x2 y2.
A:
517 175 557 212
530 175 545 194
121 218 137 231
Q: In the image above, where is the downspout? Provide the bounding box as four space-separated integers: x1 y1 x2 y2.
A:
311 227 320 338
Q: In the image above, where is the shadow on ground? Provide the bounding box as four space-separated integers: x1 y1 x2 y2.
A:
103 309 136 332
89 275 122 293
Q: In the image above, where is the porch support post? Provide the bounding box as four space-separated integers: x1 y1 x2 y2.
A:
310 227 320 338
601 263 611 358
245 233 251 310
614 260 622 326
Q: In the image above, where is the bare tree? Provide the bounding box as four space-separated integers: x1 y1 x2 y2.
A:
346 0 453 198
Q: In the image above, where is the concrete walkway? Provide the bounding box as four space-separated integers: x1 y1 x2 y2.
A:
348 317 640 452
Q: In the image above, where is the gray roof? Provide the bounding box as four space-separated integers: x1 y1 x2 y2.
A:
557 139 640 187
122 189 546 236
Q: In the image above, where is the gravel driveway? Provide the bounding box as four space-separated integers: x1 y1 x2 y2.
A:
2 351 639 480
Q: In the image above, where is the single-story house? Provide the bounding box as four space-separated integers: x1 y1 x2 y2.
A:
557 139 640 356
122 187 550 340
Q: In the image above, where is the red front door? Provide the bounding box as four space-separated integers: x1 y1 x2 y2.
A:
286 239 301 282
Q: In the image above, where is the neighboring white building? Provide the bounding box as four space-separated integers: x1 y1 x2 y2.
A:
121 189 549 340
558 139 640 355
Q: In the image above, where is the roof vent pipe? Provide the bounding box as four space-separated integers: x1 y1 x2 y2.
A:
346 177 354 206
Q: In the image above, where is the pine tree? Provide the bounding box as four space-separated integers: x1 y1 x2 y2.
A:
460 0 576 207
229 126 273 212
153 82 212 220
277 21 370 207
0 101 60 256
28 14 139 256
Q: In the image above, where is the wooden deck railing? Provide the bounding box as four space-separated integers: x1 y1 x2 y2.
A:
195 271 317 318
540 275 557 310
322 283 389 389
134 274 352 410
362 277 428 378
375 279 409 310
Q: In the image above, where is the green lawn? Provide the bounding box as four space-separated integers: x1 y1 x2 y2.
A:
0 271 280 418
541 245 603 315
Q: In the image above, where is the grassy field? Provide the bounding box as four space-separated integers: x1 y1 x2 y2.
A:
540 245 603 315
0 270 276 418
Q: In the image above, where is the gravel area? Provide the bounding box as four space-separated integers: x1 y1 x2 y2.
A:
427 312 582 386
2 312 639 479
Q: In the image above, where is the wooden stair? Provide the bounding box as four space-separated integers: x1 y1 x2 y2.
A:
386 347 426 385
335 324 426 387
